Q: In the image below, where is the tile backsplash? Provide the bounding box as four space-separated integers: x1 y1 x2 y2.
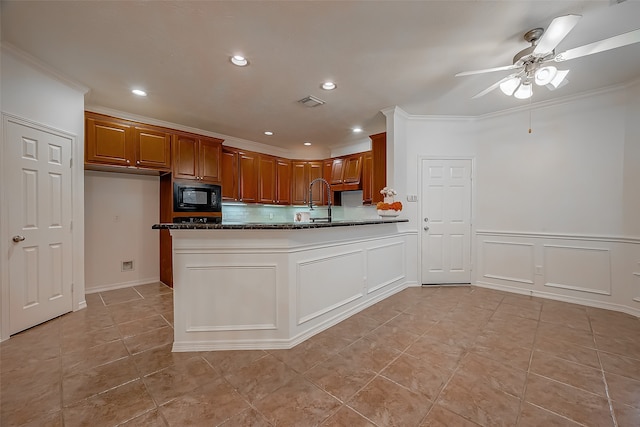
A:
222 203 379 223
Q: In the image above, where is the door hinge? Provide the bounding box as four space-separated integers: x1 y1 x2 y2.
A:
70 157 73 168
70 220 73 231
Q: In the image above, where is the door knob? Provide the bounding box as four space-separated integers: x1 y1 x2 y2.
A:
424 226 429 231
12 235 25 242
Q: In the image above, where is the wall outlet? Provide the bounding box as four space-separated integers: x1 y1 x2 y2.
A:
121 260 134 272
407 195 418 202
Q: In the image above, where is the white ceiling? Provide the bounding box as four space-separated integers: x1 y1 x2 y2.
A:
2 1 639 152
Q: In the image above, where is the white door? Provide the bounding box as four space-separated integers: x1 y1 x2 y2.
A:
6 118 73 334
421 158 472 284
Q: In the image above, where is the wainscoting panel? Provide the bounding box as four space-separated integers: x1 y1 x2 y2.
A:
185 264 278 332
475 230 640 317
367 241 405 294
544 245 612 295
481 240 535 285
297 250 365 325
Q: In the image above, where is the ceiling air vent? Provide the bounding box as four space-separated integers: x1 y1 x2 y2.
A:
298 95 325 107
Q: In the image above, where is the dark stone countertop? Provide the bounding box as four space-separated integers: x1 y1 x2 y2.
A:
152 218 408 230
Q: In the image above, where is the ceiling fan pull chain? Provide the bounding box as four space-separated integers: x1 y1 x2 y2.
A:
528 95 533 134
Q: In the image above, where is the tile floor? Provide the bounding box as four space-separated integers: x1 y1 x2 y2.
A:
2 283 640 426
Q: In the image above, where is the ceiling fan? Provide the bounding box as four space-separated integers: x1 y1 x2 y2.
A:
456 14 640 99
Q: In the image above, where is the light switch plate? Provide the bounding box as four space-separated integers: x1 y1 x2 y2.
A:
407 195 418 202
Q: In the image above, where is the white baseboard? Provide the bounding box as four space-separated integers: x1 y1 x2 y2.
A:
474 281 640 318
85 277 161 294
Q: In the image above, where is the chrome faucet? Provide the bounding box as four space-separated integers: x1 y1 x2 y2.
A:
308 178 332 222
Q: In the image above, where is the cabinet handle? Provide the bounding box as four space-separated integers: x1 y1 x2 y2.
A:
126 159 130 164
136 160 140 165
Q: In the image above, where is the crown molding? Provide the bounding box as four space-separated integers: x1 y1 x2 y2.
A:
1 42 89 95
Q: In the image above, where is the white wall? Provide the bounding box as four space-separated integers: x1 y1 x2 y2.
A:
396 83 640 315
1 45 87 340
84 171 160 292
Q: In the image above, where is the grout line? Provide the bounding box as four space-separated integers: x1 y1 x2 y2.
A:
590 315 619 427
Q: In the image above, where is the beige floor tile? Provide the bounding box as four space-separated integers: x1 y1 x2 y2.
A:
338 336 402 373
529 351 607 396
599 351 640 382
516 402 582 426
223 354 299 403
123 325 174 355
63 380 155 426
605 371 640 409
420 404 481 427
117 314 171 338
133 282 173 298
62 356 139 406
3 285 640 426
253 375 342 426
159 378 251 426
142 356 217 405
305 352 376 402
348 376 432 426
320 405 376 426
119 408 168 426
524 373 614 426
381 353 453 400
533 335 600 369
612 401 640 427
100 287 143 306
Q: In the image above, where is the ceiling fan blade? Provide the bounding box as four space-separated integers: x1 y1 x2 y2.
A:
554 28 640 62
533 14 581 55
471 73 520 99
455 64 519 77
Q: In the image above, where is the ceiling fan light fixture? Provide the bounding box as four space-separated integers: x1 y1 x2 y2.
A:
547 69 570 90
534 66 558 86
514 82 533 99
499 77 521 96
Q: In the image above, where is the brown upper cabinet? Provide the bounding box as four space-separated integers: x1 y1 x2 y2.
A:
328 153 364 192
85 112 172 172
292 160 325 205
172 133 223 183
258 154 277 204
330 158 345 185
221 147 239 201
238 150 259 203
275 158 292 205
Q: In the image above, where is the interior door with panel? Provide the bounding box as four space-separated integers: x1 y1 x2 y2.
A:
5 118 73 334
421 158 472 285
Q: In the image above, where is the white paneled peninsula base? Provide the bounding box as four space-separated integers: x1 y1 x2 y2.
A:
157 220 410 352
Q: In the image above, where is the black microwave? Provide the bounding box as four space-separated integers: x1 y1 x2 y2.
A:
173 181 222 213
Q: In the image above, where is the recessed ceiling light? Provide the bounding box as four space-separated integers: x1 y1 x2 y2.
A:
132 89 147 96
230 55 248 66
321 81 336 90
353 127 363 133
264 131 273 136
303 142 312 146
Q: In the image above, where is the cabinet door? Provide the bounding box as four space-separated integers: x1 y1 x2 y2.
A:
172 134 198 180
276 158 292 205
238 151 259 203
330 158 344 184
199 137 222 183
342 154 363 184
258 155 277 204
85 115 133 167
362 152 374 204
309 161 325 205
291 161 308 205
134 126 171 171
221 148 239 201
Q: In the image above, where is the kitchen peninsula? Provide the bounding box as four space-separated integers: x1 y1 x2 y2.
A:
153 219 410 352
